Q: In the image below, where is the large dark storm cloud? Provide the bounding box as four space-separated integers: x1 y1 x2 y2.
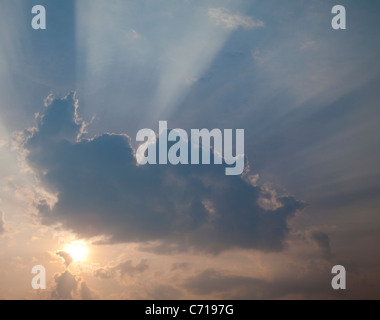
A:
24 93 305 253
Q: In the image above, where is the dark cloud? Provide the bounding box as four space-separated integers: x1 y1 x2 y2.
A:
95 259 149 279
51 270 79 300
51 270 95 300
0 211 5 234
25 93 305 253
79 282 97 300
312 232 334 260
56 251 73 267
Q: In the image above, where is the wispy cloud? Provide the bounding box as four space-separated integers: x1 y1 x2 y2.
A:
208 7 264 30
95 259 149 279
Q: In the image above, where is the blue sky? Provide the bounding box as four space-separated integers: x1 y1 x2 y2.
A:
0 0 379 299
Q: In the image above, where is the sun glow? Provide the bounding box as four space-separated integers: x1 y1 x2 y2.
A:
65 242 88 262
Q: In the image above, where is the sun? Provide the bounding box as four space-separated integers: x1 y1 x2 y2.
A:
65 242 88 262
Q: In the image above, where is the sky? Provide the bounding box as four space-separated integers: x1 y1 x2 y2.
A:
0 0 379 300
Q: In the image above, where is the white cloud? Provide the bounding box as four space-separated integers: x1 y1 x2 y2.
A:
208 8 264 30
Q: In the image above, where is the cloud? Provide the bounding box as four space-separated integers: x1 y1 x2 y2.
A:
147 285 183 300
171 262 191 272
79 282 97 300
208 8 264 30
51 270 96 300
0 211 5 234
183 268 331 299
184 269 265 297
312 232 334 260
257 185 283 211
56 251 73 268
129 29 140 40
51 270 79 300
24 93 305 254
94 259 149 279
